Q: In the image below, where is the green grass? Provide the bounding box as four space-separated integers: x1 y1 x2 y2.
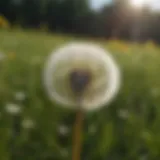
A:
0 29 160 160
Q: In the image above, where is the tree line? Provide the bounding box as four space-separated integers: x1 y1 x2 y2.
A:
0 0 160 43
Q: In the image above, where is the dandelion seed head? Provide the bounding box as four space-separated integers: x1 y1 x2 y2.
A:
44 42 121 111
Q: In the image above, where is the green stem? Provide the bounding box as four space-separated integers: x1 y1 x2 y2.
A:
72 109 84 160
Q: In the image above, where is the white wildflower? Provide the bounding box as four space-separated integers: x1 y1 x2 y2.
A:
117 109 129 119
58 125 70 136
22 119 35 129
43 42 121 111
15 91 26 101
5 103 21 115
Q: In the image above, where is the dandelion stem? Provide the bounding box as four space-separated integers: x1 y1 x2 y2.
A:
72 109 84 160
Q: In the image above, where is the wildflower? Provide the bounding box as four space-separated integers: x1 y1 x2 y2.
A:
43 42 120 111
5 103 21 115
0 15 10 29
117 109 129 119
22 118 35 129
58 125 70 136
15 91 26 101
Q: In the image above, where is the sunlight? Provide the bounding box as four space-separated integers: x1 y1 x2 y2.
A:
130 0 151 7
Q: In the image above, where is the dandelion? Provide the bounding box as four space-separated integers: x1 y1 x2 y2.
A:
5 103 22 115
43 42 120 111
43 42 121 160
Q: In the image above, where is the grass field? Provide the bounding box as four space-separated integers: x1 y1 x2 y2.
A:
0 29 160 160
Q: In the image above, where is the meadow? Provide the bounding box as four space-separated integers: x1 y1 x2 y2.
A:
0 29 160 160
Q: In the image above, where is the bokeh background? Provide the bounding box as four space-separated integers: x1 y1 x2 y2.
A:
0 0 160 159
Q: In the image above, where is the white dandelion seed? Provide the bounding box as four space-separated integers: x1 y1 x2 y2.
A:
5 103 22 115
43 42 121 111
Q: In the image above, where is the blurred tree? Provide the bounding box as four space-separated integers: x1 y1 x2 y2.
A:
46 0 90 33
45 0 61 31
20 0 43 28
149 13 160 43
0 0 11 18
0 0 160 42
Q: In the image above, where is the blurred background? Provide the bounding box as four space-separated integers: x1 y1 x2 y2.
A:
0 0 160 160
1 0 160 42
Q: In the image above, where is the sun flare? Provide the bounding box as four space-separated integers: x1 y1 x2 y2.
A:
130 0 151 7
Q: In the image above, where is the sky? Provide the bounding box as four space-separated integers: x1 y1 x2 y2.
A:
90 0 160 11
90 0 111 10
